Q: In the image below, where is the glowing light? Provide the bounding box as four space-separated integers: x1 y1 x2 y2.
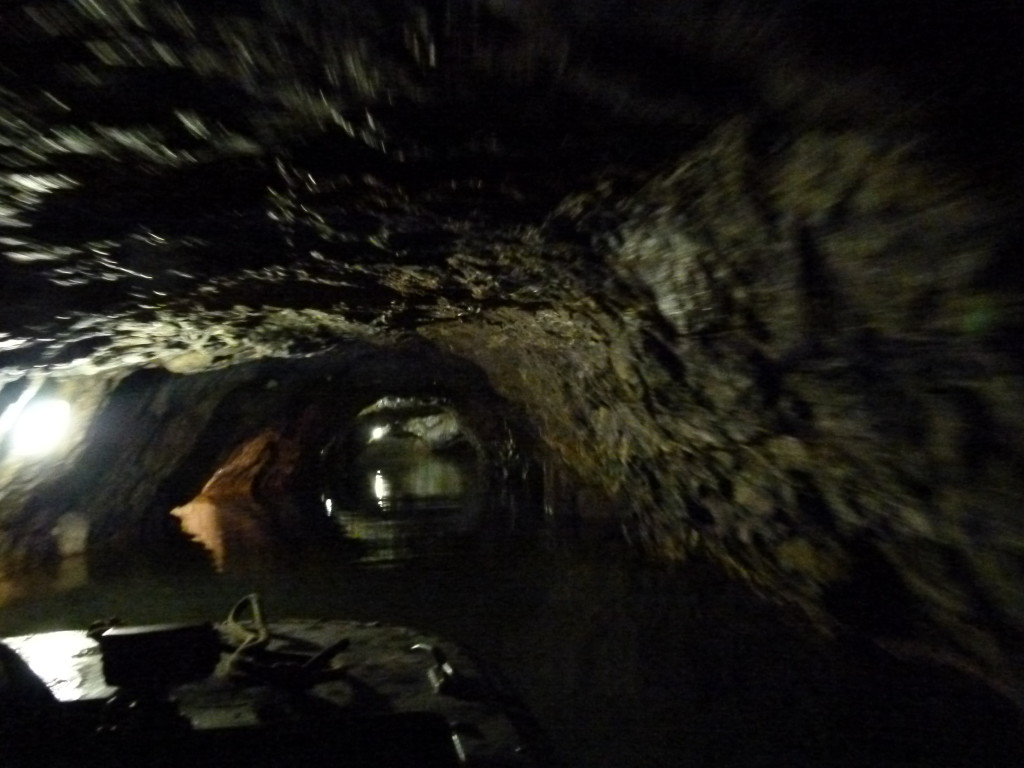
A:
370 426 386 441
324 497 333 515
373 470 390 504
9 399 71 456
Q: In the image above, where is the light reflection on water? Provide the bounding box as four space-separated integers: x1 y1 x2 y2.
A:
2 519 1021 767
373 469 389 505
330 449 483 564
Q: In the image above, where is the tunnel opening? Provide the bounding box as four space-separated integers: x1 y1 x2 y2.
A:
138 344 547 576
322 396 486 565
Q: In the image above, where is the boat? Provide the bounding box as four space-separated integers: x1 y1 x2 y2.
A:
0 594 546 767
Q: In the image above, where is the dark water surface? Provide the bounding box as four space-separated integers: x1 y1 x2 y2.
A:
327 441 485 564
2 513 1022 768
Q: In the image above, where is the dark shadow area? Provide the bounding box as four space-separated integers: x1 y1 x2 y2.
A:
3 519 1021 768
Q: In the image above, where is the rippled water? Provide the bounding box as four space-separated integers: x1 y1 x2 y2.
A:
2 497 1023 767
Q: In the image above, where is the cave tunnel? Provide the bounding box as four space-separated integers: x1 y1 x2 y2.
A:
1 1 1024 766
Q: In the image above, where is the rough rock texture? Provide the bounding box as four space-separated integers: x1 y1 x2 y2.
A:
1 1 1023 702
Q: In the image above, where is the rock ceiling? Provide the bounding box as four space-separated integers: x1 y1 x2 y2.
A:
0 0 1012 375
0 0 666 374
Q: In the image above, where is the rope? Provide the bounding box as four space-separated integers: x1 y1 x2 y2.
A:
220 593 271 675
217 593 350 688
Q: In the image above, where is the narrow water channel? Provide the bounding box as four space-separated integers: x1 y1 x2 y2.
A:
2 481 1022 767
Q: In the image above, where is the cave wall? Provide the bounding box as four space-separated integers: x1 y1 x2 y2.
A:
426 120 1024 699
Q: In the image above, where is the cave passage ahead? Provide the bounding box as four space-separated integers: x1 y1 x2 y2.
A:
1 354 1023 767
2 1 1024 766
